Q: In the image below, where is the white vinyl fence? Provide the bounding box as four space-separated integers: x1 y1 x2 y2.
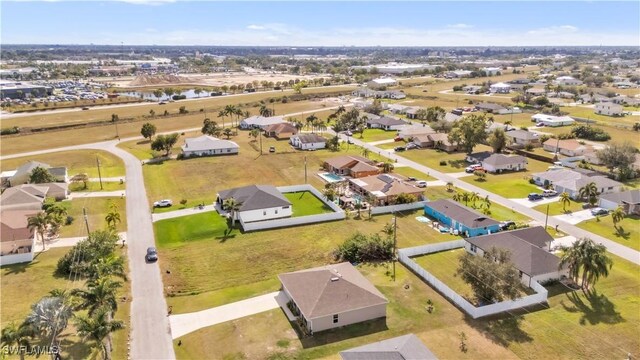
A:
0 252 34 266
371 201 428 215
398 241 549 319
241 184 345 232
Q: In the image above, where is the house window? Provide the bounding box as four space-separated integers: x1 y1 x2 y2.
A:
333 314 339 324
470 244 477 253
275 209 278 214
263 211 266 216
282 206 289 209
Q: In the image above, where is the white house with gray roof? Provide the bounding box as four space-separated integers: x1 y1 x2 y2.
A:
239 115 286 129
481 154 527 173
216 185 292 223
289 134 326 150
181 135 239 158
340 334 437 360
506 130 540 147
532 169 622 200
366 116 407 131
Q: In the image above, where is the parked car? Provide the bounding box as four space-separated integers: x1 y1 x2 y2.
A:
500 221 516 230
536 122 545 127
528 193 543 201
158 101 166 105
542 189 558 197
591 208 609 216
394 136 404 142
415 180 427 188
345 130 353 136
394 146 406 152
465 164 482 173
145 247 158 262
269 146 276 153
405 143 419 150
153 199 173 208
407 177 417 181
82 107 89 110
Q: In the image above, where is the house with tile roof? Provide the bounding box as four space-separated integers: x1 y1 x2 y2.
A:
1 210 41 265
348 174 424 206
340 334 438 360
323 156 380 178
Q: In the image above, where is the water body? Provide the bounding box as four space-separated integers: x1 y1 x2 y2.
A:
120 89 208 101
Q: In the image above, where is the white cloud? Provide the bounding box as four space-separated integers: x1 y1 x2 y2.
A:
447 23 473 29
527 25 579 35
114 0 176 5
247 25 266 30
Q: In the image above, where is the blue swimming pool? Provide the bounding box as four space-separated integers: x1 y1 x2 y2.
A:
318 172 345 183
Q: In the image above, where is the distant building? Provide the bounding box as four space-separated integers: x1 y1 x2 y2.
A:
594 102 624 116
367 78 397 89
289 134 326 150
181 135 239 157
554 76 583 86
531 113 575 127
240 115 287 129
489 82 511 94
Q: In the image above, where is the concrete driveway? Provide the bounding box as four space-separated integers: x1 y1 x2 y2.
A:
510 196 559 209
554 210 596 225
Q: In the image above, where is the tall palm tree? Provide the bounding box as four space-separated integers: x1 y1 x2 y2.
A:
27 212 49 252
446 182 454 192
559 238 613 290
578 182 599 207
217 110 226 128
470 192 480 208
72 277 122 316
105 209 121 230
306 114 318 133
75 308 125 360
259 105 272 117
224 105 238 127
223 198 242 226
90 254 127 282
361 148 370 159
26 297 73 351
560 192 571 212
611 206 626 230
460 191 471 206
1 321 34 360
381 162 394 173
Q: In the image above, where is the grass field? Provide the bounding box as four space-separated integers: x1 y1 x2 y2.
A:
58 197 127 238
537 123 639 145
399 147 485 173
0 149 125 178
392 166 436 181
460 157 552 198
533 199 583 216
283 191 334 217
69 181 125 192
577 215 640 252
413 249 475 299
0 247 130 360
359 128 398 142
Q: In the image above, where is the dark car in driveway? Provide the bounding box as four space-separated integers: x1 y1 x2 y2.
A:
145 247 158 262
528 193 543 201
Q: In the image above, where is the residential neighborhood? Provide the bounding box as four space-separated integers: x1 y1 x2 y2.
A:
1 2 639 360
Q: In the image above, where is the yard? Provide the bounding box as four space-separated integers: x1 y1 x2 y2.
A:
359 128 398 142
283 191 334 217
392 166 436 181
413 248 475 299
0 247 130 360
69 181 125 192
533 199 583 216
399 145 494 173
577 215 640 252
58 197 127 238
0 149 125 178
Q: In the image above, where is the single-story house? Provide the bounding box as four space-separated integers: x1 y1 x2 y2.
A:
554 76 583 86
594 102 624 116
278 262 388 334
475 102 506 113
465 226 567 287
428 133 458 152
352 88 379 98
384 90 406 100
531 113 575 127
483 67 502 76
216 185 292 224
41 182 69 200
509 78 531 85
0 184 48 211
525 88 546 96
404 107 422 119
398 124 435 141
324 156 380 178
443 112 462 123
486 122 515 133
532 169 623 200
1 210 40 265
481 154 527 173
463 85 482 94
340 334 437 360
445 70 472 78
289 134 326 150
366 116 407 131
239 115 286 129
580 93 610 104
489 82 511 94
387 104 410 114
506 130 540 147
181 135 239 157
424 199 501 237
9 161 68 186
542 139 593 157
466 151 492 164
598 190 640 215
348 174 424 206
264 122 298 140
367 77 397 89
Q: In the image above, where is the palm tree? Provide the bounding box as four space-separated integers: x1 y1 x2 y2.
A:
73 277 121 316
446 182 454 192
1 321 34 360
223 198 242 226
259 105 273 117
223 105 238 127
28 212 49 252
306 114 318 132
611 206 625 231
460 191 471 206
249 128 260 142
361 148 370 159
75 308 125 360
90 254 127 282
560 192 571 212
381 162 394 173
480 195 492 214
354 202 363 218
222 128 233 139
105 209 121 230
217 110 226 128
559 238 613 290
578 182 599 207
470 192 479 208
26 296 73 351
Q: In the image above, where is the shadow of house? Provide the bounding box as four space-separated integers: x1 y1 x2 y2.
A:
298 318 388 349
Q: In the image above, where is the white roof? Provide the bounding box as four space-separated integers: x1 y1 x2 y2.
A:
370 78 397 85
241 115 286 127
1 170 17 178
556 76 576 80
490 82 511 88
181 135 239 152
531 113 575 123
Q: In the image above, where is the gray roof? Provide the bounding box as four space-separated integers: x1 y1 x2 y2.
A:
468 151 492 162
340 334 437 360
294 134 326 144
0 185 48 206
599 190 640 205
475 102 506 111
279 262 388 319
182 135 239 152
426 199 500 229
506 130 539 141
444 112 462 123
217 185 290 212
367 116 406 127
466 226 560 276
482 154 527 167
14 161 50 178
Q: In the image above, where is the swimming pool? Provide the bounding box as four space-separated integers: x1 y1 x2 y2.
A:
318 172 346 183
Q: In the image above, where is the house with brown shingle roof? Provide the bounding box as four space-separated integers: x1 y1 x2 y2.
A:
1 210 40 265
264 122 298 140
278 262 388 334
348 174 424 206
323 156 380 178
0 184 48 211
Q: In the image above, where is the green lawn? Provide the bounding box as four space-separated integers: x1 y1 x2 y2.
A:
1 247 131 360
413 249 475 299
577 215 640 252
359 128 398 142
58 197 127 237
69 181 125 192
283 191 334 217
398 145 493 173
0 149 125 178
533 199 583 216
392 166 436 181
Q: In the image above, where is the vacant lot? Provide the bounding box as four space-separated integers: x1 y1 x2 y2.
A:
59 197 127 237
399 145 494 173
1 247 130 360
284 191 334 217
0 149 125 178
533 199 583 216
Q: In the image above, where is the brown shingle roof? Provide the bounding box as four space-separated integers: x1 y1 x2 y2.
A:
264 122 298 134
279 262 388 319
324 155 374 170
1 210 40 243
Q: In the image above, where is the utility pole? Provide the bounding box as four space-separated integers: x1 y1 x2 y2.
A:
115 121 119 140
393 212 397 282
96 157 103 190
304 156 307 184
259 130 263 155
82 207 90 235
544 203 550 232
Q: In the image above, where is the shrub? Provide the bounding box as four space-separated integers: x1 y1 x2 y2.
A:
65 215 74 225
0 126 20 135
571 125 610 141
172 94 187 100
439 160 447 166
524 143 534 151
334 232 393 263
180 199 188 206
528 178 536 184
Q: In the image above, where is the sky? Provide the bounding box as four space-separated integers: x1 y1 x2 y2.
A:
2 1 639 46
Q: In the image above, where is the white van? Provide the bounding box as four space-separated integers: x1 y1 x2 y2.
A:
415 180 428 188
542 189 557 197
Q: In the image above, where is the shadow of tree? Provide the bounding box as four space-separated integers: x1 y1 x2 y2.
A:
2 259 36 275
448 160 467 169
136 140 151 145
482 315 533 346
297 318 388 349
561 289 624 325
613 226 631 240
216 228 237 243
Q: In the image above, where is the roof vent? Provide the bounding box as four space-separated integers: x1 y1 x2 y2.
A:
330 277 340 282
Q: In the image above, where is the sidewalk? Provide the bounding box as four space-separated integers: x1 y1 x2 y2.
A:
38 232 128 249
89 177 125 182
152 205 217 222
169 291 286 339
